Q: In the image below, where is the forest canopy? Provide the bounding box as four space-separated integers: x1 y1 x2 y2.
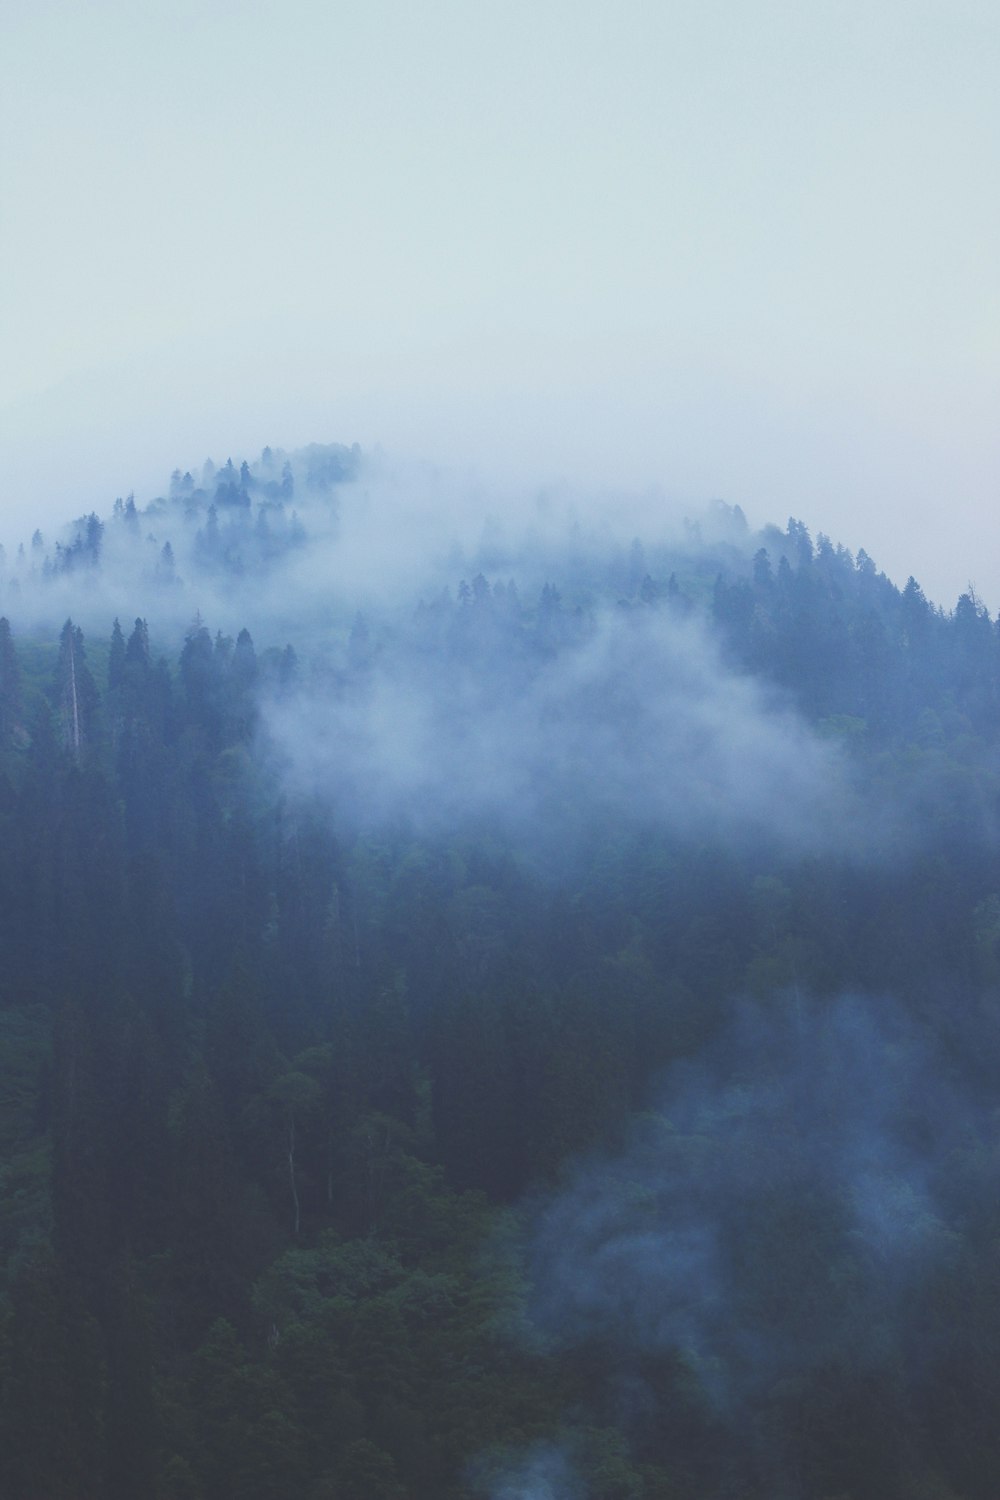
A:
1 444 999 1500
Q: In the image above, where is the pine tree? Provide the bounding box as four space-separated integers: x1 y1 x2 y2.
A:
108 619 126 692
53 620 100 759
0 616 22 750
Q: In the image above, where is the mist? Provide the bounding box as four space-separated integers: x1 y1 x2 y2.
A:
3 354 995 615
2 446 997 1497
1 438 987 878
263 597 853 866
4 4 1000 1496
474 1444 581 1500
527 994 964 1375
2 436 869 871
0 442 745 638
501 991 989 1495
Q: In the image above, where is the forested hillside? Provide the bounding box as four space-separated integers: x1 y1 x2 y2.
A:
1 446 999 1499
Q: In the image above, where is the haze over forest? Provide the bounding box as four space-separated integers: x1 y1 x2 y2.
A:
3 1 999 1496
3 0 998 608
2 442 1000 1497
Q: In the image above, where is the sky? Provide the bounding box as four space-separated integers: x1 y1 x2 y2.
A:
2 0 998 607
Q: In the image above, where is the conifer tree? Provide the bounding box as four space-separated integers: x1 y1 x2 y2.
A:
53 620 100 759
0 616 21 750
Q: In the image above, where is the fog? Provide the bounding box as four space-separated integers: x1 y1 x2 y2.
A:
264 598 852 863
1 349 995 616
0 441 875 878
475 1445 580 1500
526 994 964 1384
0 443 745 636
3 1 999 612
1 441 994 1495
3 437 986 881
3 10 998 1482
494 991 986 1493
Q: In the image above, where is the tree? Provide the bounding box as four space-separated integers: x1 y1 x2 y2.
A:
0 617 22 751
53 621 100 760
266 1070 323 1236
108 619 126 693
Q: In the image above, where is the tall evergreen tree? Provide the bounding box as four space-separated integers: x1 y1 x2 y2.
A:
0 616 21 751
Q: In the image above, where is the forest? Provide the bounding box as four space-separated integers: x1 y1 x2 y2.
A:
1 443 999 1499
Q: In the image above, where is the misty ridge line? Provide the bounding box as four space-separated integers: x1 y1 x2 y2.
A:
0 438 941 632
2 438 998 871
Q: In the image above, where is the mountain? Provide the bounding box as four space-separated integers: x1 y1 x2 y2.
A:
1 443 998 1500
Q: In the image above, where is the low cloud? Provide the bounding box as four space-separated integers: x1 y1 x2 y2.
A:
524 994 964 1407
0 444 749 644
263 603 852 862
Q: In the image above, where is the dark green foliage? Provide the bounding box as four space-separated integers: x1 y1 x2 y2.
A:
0 1242 105 1500
0 616 22 751
5 505 1000 1497
53 619 101 759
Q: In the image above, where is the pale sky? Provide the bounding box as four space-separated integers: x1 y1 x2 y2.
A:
2 0 998 606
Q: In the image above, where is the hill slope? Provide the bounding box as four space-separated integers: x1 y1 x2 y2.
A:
1 445 998 1500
